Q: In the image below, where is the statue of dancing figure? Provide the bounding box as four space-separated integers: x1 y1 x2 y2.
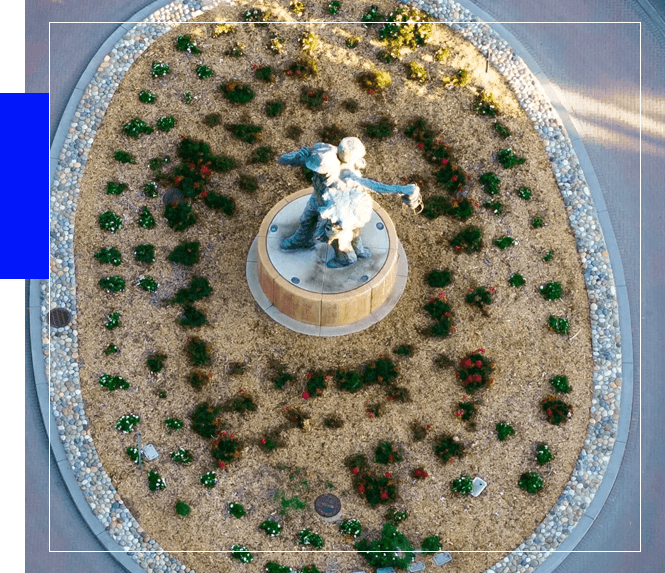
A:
277 137 422 268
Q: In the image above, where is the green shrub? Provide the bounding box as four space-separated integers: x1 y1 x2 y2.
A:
494 236 515 249
434 164 467 193
223 395 258 414
265 563 291 573
535 443 554 465
225 42 244 57
231 545 253 564
175 501 191 516
122 118 153 139
355 523 415 570
379 6 433 53
167 241 200 267
479 172 501 195
494 122 512 138
255 65 276 82
138 206 156 229
212 23 236 36
106 181 128 195
139 90 156 104
421 535 442 554
204 191 235 215
179 304 207 327
362 356 399 385
343 99 359 112
422 197 474 220
171 447 193 464
195 64 213 79
164 202 197 231
374 441 403 464
115 414 140 433
225 123 262 144
260 519 282 537
176 34 200 54
365 116 394 140
266 99 285 117
496 422 515 441
450 474 473 495
148 469 166 491
228 501 246 518
548 315 570 335
156 116 175 132
114 151 136 164
434 435 464 463
474 91 499 116
99 211 123 233
237 174 258 193
190 402 221 438
149 156 170 171
146 353 166 373
451 226 483 253
134 244 155 263
189 371 209 390
540 281 563 301
411 421 429 441
361 4 384 25
305 371 327 398
385 507 409 525
519 471 544 494
550 375 571 393
423 297 453 338
94 247 122 266
532 216 544 228
328 0 341 14
394 344 414 356
104 344 119 355
99 373 129 391
339 519 362 538
377 50 397 64
137 276 158 292
165 418 184 433
518 186 532 200
200 471 217 488
220 81 254 104
285 58 318 79
299 528 324 548
442 69 469 87
509 273 526 287
465 287 493 312
346 36 361 48
99 276 126 293
336 369 363 393
187 337 211 366
143 182 158 197
250 146 273 164
483 200 503 215
203 113 222 127
268 32 285 54
426 269 452 287
455 401 478 426
126 447 139 463
105 311 121 330
172 276 213 304
497 148 526 169
543 249 554 261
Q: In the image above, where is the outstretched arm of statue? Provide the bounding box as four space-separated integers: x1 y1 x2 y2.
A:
342 172 423 212
277 146 311 166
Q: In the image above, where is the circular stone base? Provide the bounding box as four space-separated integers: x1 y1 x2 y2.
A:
246 189 408 336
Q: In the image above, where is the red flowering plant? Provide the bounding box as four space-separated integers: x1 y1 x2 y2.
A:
211 433 243 463
258 431 283 453
423 295 454 337
412 466 429 480
455 398 480 429
433 435 465 464
365 403 384 418
456 350 494 393
411 422 430 442
541 396 573 425
305 371 328 398
283 407 310 430
344 453 369 475
374 441 404 465
465 287 494 315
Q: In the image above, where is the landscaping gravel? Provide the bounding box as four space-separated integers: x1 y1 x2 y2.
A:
46 0 624 572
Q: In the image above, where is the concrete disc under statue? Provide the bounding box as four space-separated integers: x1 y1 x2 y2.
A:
246 188 409 336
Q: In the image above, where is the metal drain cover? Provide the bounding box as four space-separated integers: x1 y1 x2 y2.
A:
49 308 71 328
163 188 185 205
314 494 341 518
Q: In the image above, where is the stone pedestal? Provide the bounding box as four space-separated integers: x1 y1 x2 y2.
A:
246 188 408 336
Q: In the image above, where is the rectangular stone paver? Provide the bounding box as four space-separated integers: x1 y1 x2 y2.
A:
142 444 159 460
471 476 488 497
409 561 426 572
377 568 395 573
432 552 452 566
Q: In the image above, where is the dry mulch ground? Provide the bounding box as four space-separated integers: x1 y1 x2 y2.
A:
72 1 593 572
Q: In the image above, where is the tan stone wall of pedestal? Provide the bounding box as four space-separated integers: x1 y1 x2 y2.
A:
256 189 400 327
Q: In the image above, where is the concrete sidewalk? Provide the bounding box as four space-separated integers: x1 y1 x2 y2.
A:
36 1 664 572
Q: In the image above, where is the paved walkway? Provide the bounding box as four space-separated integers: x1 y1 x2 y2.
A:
37 1 664 572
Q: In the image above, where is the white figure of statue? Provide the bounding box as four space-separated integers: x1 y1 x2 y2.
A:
277 137 422 268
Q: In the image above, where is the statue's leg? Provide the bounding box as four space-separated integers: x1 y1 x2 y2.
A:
281 195 318 250
327 239 358 268
351 234 371 259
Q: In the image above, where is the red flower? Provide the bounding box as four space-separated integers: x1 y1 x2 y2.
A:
252 64 258 69
201 165 211 176
260 438 267 444
424 471 429 477
387 397 392 401
358 485 365 493
295 70 301 76
180 134 185 139
208 373 213 378
193 182 199 188
174 175 184 184
323 95 328 101
430 297 435 302
380 491 388 499
286 70 293 76
465 359 473 368
388 455 394 463
369 413 375 418
378 376 383 382
352 467 359 474
221 432 227 436
426 424 430 429
442 158 449 164
385 472 392 478
547 409 553 416
285 407 290 410
200 191 208 198
417 142 424 150
302 391 310 400
218 461 225 468
188 163 195 170
309 90 314 96
455 409 463 418
476 361 482 367
415 469 422 476
452 175 458 182
367 88 375 95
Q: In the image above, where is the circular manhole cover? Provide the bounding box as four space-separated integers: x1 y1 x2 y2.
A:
49 308 71 328
163 188 185 205
314 494 341 518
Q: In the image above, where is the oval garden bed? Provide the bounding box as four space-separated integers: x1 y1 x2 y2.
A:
72 1 593 572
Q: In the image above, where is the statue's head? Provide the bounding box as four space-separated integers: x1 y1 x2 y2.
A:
305 143 340 178
337 137 366 170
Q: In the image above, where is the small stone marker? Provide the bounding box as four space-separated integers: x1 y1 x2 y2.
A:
433 552 452 566
143 444 159 461
377 568 395 573
409 561 426 572
163 188 185 205
471 477 488 497
314 493 341 521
